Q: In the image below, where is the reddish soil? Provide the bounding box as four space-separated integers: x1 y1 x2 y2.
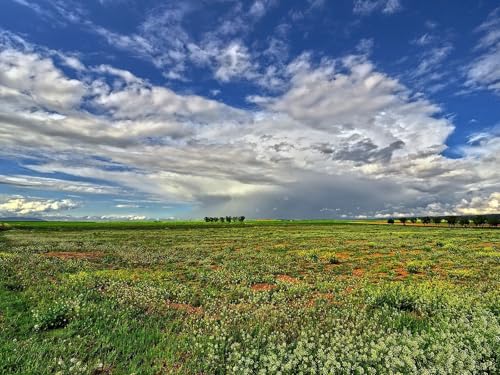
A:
352 268 365 277
343 286 355 295
165 302 202 314
251 283 276 291
395 266 409 279
334 252 350 259
43 251 103 260
276 274 299 283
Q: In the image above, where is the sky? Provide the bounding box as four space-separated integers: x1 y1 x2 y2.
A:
0 0 499 220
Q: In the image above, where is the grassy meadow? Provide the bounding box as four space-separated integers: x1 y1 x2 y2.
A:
0 221 499 374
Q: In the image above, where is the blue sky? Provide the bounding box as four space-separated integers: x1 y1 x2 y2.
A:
0 0 499 220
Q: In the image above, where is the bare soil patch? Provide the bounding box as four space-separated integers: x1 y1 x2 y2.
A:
251 283 276 291
276 274 299 283
165 302 202 315
352 268 365 277
334 252 350 259
395 266 409 279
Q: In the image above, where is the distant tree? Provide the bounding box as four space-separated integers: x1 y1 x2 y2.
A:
446 216 457 226
459 217 470 227
220 217 225 223
410 217 417 224
232 216 238 223
432 217 442 225
225 216 232 223
239 216 245 223
473 215 487 227
399 218 407 225
387 218 395 224
421 216 431 225
213 217 219 222
204 217 210 222
487 216 499 227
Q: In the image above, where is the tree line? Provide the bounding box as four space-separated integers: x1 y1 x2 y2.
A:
387 214 499 227
204 216 245 223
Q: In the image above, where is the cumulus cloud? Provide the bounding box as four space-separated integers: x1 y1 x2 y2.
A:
0 48 86 110
0 34 498 218
0 197 79 215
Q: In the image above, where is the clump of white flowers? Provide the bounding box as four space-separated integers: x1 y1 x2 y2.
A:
190 283 499 374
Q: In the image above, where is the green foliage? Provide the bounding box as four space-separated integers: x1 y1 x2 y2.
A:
487 216 499 226
459 217 470 226
446 216 457 226
328 255 340 264
432 217 442 224
421 216 431 225
32 300 75 331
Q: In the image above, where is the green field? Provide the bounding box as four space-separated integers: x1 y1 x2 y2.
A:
0 222 499 374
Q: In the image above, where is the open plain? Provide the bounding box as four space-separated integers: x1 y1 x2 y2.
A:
0 221 498 374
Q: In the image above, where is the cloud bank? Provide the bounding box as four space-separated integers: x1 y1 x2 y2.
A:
0 20 498 218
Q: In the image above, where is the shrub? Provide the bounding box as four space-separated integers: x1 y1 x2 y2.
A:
406 261 432 274
33 300 74 331
367 283 448 315
432 217 442 224
328 256 340 264
446 216 457 226
0 223 12 231
487 216 499 227
459 217 470 226
387 218 395 224
421 216 431 225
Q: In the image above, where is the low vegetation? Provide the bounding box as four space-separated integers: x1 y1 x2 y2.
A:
0 221 498 374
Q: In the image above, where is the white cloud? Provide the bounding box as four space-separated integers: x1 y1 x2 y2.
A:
0 36 498 218
455 192 500 215
0 48 86 111
466 7 500 94
353 0 402 16
0 197 79 215
83 2 282 86
0 175 119 195
214 42 255 82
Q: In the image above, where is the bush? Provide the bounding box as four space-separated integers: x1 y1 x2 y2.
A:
0 223 12 231
406 261 432 274
367 283 448 315
459 217 470 226
487 216 499 227
33 300 73 331
387 218 395 224
328 256 340 264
